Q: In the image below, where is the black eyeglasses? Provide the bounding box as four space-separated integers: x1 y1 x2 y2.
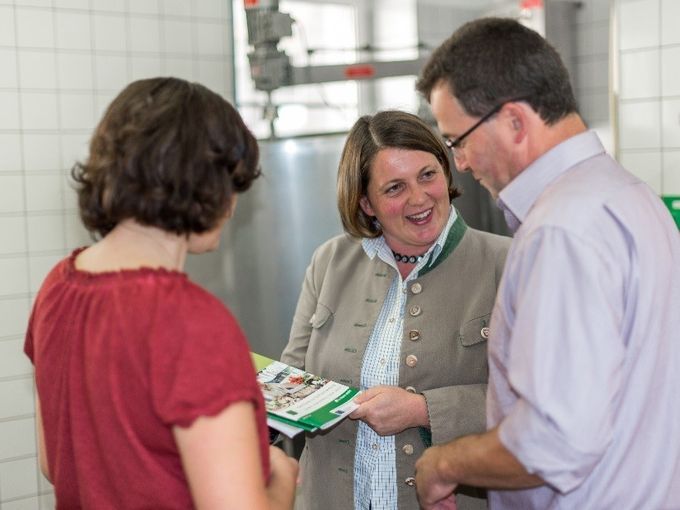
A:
444 97 529 156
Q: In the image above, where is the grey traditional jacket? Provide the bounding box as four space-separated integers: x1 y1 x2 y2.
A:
282 216 510 510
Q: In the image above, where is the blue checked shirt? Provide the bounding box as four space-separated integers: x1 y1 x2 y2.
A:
353 207 457 510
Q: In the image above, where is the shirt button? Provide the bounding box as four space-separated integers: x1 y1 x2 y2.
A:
372 443 379 450
411 282 422 294
405 386 417 393
379 358 386 365
389 317 395 323
405 354 418 367
409 305 422 317
402 444 414 455
405 477 416 487
480 326 490 339
408 329 421 342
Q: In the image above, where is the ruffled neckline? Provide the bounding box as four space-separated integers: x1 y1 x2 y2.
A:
65 247 188 283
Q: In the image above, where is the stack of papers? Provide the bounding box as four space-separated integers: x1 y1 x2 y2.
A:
252 353 360 438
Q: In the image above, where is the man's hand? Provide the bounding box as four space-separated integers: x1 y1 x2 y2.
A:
349 385 428 436
415 445 458 510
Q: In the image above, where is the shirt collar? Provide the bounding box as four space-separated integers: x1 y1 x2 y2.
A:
362 205 457 269
497 130 605 233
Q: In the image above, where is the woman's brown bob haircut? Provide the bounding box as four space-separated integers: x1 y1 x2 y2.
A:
72 77 260 237
337 110 460 239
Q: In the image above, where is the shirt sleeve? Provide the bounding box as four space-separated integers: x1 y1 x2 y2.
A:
497 225 626 493
148 285 263 428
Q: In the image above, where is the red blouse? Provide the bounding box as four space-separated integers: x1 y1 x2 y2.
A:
25 249 269 509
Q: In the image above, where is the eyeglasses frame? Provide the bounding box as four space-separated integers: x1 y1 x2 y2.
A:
444 97 530 154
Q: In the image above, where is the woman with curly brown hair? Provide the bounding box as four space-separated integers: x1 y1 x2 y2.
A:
24 77 298 510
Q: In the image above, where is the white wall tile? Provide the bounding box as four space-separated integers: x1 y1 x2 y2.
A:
129 0 160 15
662 98 680 148
0 258 29 296
0 298 30 337
131 56 162 81
162 0 192 17
20 92 59 131
59 93 95 130
0 49 18 88
618 0 659 50
53 0 90 8
661 0 680 45
27 215 65 252
618 101 661 149
661 47 680 97
0 6 16 47
0 378 34 420
0 217 28 256
0 457 38 501
197 60 227 96
589 0 612 23
0 418 36 460
39 492 55 509
164 57 193 80
25 175 62 212
18 51 57 90
619 150 662 194
619 49 659 99
16 9 54 49
57 53 94 91
29 255 62 293
94 93 117 125
0 176 25 213
129 17 161 53
65 213 91 248
163 19 193 54
23 134 61 172
662 151 680 195
60 134 89 171
55 11 92 50
196 23 225 55
93 14 127 52
3 495 40 510
0 134 23 173
0 340 33 379
94 55 129 92
63 177 80 211
91 0 126 12
195 0 227 19
18 0 51 6
0 91 21 130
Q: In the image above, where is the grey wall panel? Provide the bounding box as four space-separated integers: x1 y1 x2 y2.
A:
186 134 346 359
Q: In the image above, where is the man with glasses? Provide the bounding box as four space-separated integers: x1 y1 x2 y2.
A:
413 17 680 510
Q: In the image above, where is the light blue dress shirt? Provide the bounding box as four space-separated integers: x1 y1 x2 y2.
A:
489 131 680 508
353 206 457 510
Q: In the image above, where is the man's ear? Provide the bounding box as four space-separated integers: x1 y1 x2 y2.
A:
504 103 528 144
359 195 374 217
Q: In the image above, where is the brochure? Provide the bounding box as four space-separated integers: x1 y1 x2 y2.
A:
252 353 360 438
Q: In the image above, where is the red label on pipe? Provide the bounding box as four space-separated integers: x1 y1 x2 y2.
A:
520 0 543 8
344 65 376 79
244 0 259 6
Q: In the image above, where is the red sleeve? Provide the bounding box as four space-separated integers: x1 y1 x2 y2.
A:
149 285 263 427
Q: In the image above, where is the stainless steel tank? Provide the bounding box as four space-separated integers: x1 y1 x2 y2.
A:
186 134 345 359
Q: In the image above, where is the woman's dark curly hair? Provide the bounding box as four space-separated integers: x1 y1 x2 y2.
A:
72 77 260 237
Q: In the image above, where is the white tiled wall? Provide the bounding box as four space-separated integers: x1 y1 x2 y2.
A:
616 0 680 195
0 0 233 507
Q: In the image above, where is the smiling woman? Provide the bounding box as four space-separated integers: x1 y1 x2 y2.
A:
280 110 511 510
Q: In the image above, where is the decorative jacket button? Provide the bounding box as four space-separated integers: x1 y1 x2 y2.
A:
409 305 422 317
408 329 421 342
405 354 418 367
405 477 416 487
402 444 414 455
411 282 422 294
405 386 417 393
480 326 490 339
